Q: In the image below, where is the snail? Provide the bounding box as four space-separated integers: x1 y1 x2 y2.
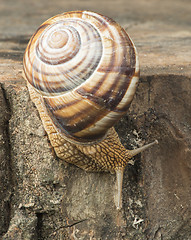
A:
23 10 157 210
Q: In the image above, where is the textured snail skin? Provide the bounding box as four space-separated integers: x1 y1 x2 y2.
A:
23 11 157 209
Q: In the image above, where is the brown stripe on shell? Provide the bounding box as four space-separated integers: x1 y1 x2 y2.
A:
36 39 80 65
63 10 84 20
24 23 50 86
30 47 102 94
99 28 136 107
76 19 136 112
41 89 116 139
35 24 81 65
27 23 50 61
82 11 117 32
122 28 137 70
43 96 111 141
27 23 50 48
26 19 100 76
25 48 86 78
25 17 103 94
42 90 128 141
45 98 79 111
76 16 116 105
23 54 33 87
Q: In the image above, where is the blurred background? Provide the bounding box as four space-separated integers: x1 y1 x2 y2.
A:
1 0 191 80
1 0 190 36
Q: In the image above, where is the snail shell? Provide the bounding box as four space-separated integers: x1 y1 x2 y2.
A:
23 10 139 144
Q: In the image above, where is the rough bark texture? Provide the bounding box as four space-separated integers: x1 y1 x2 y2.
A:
0 0 191 239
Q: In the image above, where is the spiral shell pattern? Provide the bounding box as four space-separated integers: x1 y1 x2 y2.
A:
23 11 139 143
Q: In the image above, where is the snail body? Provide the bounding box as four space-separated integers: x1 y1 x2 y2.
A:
23 11 157 209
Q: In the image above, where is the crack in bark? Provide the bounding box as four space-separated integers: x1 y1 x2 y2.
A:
0 84 12 237
47 218 88 239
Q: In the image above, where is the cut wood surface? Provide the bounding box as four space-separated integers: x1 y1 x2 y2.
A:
0 0 191 239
